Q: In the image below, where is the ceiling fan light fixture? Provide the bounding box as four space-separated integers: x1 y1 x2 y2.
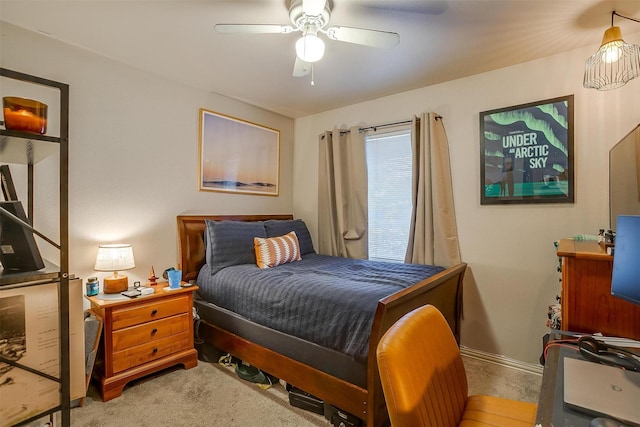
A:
296 30 325 62
215 0 400 79
584 12 640 90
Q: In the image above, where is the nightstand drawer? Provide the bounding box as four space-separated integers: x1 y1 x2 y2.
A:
112 313 190 351
111 294 191 330
112 330 192 373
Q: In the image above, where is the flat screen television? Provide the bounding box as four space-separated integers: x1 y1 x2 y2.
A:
611 215 640 306
0 201 45 272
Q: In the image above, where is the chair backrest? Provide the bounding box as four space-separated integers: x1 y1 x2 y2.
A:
376 304 468 427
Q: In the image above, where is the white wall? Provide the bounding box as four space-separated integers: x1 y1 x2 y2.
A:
1 22 294 288
293 41 640 364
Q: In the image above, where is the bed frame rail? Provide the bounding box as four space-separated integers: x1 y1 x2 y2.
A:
197 321 369 418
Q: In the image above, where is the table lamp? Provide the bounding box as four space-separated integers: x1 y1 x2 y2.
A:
94 244 135 293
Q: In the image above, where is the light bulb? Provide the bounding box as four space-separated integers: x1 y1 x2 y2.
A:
296 33 325 63
598 27 625 63
601 41 623 63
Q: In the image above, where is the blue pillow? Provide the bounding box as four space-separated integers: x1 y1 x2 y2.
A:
205 220 266 274
264 219 315 255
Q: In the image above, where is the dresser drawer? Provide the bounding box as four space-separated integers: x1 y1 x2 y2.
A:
111 295 191 330
112 313 190 352
112 330 192 373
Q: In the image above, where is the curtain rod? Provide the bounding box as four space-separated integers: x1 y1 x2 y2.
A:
359 119 413 133
319 114 444 139
359 114 443 133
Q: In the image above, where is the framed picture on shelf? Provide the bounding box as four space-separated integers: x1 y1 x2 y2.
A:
479 95 574 205
0 280 85 427
198 109 280 196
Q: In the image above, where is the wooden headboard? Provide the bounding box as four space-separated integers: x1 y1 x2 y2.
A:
176 214 294 282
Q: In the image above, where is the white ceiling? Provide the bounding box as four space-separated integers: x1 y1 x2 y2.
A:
2 0 640 118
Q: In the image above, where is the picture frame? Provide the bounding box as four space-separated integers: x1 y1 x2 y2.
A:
0 280 85 426
199 109 280 196
479 95 574 205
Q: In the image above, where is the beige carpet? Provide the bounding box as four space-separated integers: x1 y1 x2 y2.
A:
463 356 541 404
68 355 541 426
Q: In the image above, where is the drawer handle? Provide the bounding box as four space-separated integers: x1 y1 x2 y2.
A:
152 347 158 354
151 309 158 316
151 328 158 335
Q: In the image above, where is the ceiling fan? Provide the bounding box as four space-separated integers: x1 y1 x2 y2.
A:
214 0 400 79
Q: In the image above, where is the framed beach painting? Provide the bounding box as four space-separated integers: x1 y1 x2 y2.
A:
479 95 574 205
199 108 280 196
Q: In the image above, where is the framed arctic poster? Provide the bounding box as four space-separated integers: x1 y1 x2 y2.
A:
479 95 574 205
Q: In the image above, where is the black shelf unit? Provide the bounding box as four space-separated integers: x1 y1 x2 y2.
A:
0 68 70 427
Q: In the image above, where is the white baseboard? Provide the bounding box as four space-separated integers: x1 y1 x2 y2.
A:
460 346 544 376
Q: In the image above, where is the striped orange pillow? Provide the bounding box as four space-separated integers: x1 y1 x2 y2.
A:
254 231 302 269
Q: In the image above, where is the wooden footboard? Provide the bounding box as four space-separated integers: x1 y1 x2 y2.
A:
366 262 466 426
177 215 466 427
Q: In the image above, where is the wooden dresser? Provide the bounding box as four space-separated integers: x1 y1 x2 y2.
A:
87 285 198 400
557 239 640 340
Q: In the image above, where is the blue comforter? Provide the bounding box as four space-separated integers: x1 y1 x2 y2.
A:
196 253 444 360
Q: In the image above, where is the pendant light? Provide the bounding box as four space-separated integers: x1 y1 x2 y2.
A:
583 11 640 90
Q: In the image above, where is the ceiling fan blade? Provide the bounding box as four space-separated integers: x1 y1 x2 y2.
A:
293 57 312 77
214 24 294 34
326 26 400 48
302 0 327 16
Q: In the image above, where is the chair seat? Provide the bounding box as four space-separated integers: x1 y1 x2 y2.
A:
460 395 537 427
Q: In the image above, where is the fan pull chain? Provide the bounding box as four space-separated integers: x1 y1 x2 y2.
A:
311 63 315 86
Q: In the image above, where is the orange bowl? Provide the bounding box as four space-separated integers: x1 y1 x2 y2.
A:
3 97 48 134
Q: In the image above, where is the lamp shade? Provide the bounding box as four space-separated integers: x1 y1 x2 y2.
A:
94 244 135 294
584 26 640 90
94 244 135 271
296 28 325 63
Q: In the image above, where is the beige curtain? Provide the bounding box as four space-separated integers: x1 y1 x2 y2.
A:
405 113 461 266
317 128 368 259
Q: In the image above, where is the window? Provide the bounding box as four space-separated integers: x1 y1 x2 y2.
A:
365 128 412 263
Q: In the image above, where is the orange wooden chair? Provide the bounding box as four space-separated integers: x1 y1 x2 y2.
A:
376 305 537 427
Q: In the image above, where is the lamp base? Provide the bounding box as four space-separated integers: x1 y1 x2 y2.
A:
103 274 129 294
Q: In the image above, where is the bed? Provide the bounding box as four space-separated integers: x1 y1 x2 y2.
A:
177 214 466 427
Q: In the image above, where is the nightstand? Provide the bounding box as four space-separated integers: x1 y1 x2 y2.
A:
86 284 198 401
